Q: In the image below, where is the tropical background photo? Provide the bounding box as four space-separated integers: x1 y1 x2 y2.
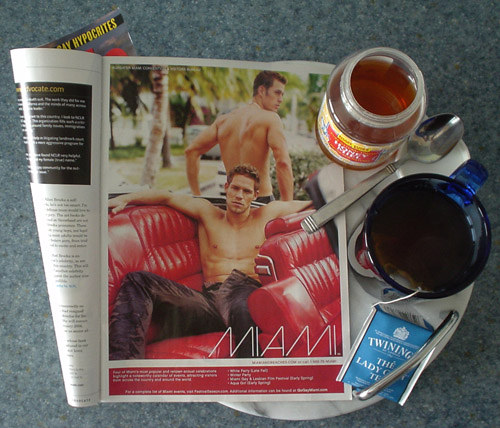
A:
108 63 331 200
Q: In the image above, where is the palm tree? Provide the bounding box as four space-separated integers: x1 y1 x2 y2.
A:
140 69 169 187
109 67 151 149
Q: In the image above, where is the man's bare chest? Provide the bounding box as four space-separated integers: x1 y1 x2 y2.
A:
200 221 266 257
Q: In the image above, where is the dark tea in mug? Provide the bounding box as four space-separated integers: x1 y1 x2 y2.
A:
361 161 491 298
368 185 473 291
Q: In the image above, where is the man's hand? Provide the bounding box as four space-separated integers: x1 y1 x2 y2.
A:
108 195 129 215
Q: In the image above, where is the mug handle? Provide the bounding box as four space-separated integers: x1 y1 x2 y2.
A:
450 159 488 196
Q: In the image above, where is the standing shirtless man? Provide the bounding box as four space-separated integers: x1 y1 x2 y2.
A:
185 71 294 202
108 165 311 359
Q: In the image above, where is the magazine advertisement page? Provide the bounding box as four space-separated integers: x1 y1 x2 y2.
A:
10 48 103 407
101 57 351 402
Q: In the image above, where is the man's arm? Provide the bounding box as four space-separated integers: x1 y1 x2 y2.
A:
267 115 294 200
108 189 211 220
185 122 219 195
261 199 313 220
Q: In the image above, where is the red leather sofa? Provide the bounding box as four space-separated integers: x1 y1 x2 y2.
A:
108 204 342 360
248 211 343 358
108 204 231 359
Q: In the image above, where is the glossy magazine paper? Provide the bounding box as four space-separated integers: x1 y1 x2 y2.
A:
40 9 136 56
11 46 351 405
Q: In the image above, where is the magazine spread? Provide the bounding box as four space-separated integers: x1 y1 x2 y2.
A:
11 48 351 406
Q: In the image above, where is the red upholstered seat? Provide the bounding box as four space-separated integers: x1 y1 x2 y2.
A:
144 332 231 359
248 211 343 358
107 205 231 359
108 205 342 360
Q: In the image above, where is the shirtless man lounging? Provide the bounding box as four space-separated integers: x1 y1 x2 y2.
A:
185 71 294 202
108 164 311 359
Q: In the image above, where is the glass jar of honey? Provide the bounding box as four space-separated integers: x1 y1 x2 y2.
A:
316 47 427 169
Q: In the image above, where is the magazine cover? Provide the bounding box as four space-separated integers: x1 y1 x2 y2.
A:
101 57 351 402
40 9 136 56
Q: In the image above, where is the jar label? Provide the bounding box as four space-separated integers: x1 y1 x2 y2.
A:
317 98 394 167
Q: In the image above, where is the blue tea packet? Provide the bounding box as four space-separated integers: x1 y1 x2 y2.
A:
337 306 434 405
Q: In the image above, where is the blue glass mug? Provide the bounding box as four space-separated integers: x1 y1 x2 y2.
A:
355 159 491 298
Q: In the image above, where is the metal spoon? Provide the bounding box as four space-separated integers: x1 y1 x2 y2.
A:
301 114 465 233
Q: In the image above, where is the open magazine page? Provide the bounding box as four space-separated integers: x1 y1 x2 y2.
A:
10 48 103 407
101 56 351 402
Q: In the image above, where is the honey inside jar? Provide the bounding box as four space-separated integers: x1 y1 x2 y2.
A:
316 48 427 169
350 58 417 116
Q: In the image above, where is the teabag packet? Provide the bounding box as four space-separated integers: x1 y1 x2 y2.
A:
337 289 462 405
337 303 434 405
378 289 434 330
